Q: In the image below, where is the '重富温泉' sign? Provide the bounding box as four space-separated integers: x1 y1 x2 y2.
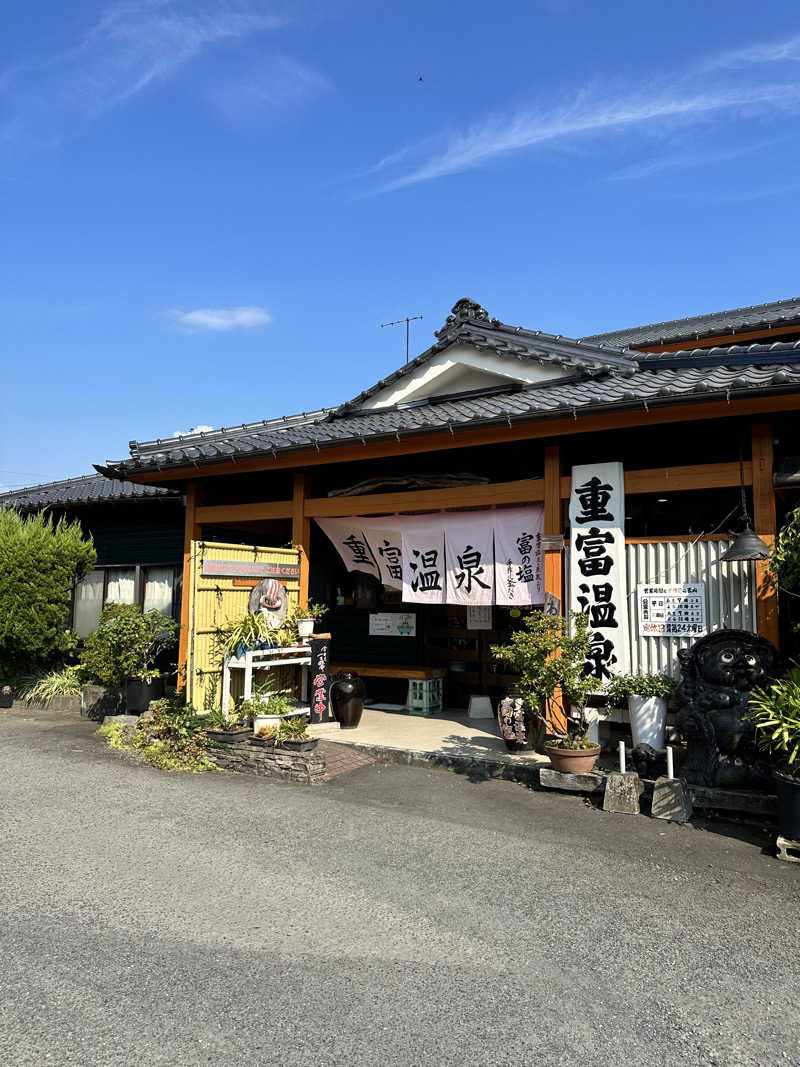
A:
201 559 300 580
569 462 629 684
637 583 706 637
315 507 545 607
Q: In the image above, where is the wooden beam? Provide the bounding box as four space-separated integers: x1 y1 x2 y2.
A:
304 478 544 518
190 461 756 528
293 471 312 608
543 445 567 734
195 500 292 524
558 461 754 498
127 393 800 483
178 482 201 689
752 423 779 647
643 322 800 353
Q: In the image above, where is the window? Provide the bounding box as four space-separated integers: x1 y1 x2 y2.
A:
71 564 180 636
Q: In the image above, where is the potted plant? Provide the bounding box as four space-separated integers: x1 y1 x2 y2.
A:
277 713 317 752
288 601 328 642
0 684 12 708
745 667 800 841
492 611 598 771
79 604 178 714
605 673 676 749
205 702 253 743
251 690 293 735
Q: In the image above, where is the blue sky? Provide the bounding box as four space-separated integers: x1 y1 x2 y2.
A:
3 0 800 489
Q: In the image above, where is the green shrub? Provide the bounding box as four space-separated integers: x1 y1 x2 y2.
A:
605 673 676 706
80 604 178 685
96 696 215 772
0 510 95 677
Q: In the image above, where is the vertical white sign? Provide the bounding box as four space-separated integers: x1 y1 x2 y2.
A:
569 462 629 684
444 512 495 605
493 506 545 606
401 518 446 604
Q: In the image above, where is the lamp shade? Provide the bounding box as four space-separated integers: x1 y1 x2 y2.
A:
719 527 772 562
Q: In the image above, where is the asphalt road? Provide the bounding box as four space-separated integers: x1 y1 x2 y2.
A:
1 710 799 1067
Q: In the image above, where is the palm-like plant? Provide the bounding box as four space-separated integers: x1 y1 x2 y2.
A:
745 667 800 777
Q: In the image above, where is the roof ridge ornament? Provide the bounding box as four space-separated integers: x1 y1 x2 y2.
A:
435 297 490 338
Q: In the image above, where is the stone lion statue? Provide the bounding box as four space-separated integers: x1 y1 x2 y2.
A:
676 629 780 788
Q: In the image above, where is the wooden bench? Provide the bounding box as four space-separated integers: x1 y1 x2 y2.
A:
330 663 446 716
330 663 446 681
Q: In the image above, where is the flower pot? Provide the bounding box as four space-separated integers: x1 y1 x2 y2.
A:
544 743 601 774
253 713 282 735
330 671 365 730
280 737 318 752
628 695 667 749
207 727 251 744
775 772 800 841
297 618 314 640
125 676 165 715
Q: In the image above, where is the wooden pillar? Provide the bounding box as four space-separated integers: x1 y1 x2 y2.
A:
178 482 201 689
751 423 779 647
293 471 312 608
543 445 567 733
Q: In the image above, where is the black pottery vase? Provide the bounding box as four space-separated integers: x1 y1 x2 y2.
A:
330 671 365 730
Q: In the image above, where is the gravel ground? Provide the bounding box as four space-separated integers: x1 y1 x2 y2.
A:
1 709 799 1067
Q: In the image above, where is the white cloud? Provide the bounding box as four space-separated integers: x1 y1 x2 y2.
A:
607 137 780 182
0 2 319 152
370 80 800 193
704 34 800 71
172 424 215 437
210 52 329 124
170 305 272 332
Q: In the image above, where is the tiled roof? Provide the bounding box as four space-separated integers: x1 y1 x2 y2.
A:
0 473 180 511
342 298 637 410
98 349 800 478
582 295 800 349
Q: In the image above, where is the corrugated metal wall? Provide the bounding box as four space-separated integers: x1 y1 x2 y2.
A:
187 540 301 711
566 538 757 680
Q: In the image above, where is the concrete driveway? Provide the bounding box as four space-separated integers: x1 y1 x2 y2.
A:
1 709 798 1067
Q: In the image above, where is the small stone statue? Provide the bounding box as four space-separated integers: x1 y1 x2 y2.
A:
676 629 780 788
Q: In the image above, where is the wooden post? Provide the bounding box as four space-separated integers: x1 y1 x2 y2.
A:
178 482 201 689
544 445 567 733
751 423 779 647
293 471 312 609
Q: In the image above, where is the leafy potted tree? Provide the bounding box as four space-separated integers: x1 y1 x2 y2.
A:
745 667 800 841
80 604 178 715
605 673 676 749
492 611 598 772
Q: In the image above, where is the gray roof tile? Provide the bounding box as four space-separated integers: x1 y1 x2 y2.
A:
0 473 180 511
583 295 800 348
99 352 800 478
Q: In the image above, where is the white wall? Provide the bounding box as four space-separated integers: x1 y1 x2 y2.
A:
361 344 570 409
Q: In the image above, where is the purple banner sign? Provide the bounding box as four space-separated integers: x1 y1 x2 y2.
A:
201 559 300 580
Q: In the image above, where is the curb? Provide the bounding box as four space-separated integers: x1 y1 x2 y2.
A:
320 738 543 786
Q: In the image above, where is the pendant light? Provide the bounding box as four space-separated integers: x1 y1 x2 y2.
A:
719 452 771 563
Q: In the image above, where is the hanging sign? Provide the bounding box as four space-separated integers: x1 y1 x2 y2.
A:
637 583 706 637
402 517 446 605
493 507 545 606
359 522 403 590
315 518 381 580
201 559 300 580
467 605 493 630
308 637 332 724
445 512 495 605
569 462 630 684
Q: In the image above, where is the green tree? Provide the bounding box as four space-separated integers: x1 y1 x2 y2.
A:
0 510 96 678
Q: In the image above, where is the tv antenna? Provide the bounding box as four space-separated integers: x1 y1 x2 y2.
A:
380 314 423 364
